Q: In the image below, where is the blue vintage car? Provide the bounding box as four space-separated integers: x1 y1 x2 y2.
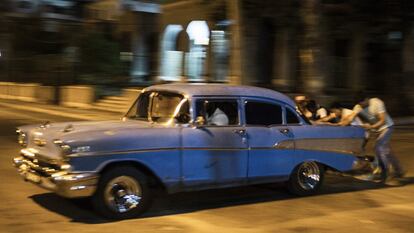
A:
13 84 368 219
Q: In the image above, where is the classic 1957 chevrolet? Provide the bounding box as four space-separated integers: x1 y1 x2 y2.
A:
13 84 369 219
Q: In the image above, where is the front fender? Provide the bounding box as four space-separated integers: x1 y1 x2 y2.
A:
68 149 181 193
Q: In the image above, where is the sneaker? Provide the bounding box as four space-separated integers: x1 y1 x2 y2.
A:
356 172 383 183
385 178 404 187
372 166 382 176
393 171 406 179
369 166 384 182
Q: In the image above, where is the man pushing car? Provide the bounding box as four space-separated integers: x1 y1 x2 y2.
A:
348 94 405 184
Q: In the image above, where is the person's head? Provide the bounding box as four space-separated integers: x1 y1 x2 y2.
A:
329 102 343 118
355 91 370 108
305 100 318 113
294 95 308 108
204 101 216 116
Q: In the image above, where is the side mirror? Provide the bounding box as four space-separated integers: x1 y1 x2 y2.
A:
194 116 206 127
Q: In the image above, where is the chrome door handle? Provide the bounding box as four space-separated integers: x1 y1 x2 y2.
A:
279 128 290 135
233 129 246 136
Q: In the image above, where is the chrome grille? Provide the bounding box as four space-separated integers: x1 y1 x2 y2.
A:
19 153 61 177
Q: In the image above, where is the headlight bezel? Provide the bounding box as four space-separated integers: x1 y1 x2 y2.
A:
16 129 27 147
53 139 73 156
54 139 91 157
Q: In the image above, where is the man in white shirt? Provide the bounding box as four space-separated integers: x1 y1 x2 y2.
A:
354 96 404 182
306 100 328 120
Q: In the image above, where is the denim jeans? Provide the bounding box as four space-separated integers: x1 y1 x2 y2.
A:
375 127 404 176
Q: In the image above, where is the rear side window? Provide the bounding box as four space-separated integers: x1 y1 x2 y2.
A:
245 101 283 126
196 99 239 126
286 108 300 124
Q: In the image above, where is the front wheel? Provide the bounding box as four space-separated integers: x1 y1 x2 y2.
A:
92 166 152 219
287 161 324 196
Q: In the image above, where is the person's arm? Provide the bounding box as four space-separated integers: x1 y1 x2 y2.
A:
335 105 363 126
362 112 385 130
314 120 336 125
316 112 336 123
337 111 358 126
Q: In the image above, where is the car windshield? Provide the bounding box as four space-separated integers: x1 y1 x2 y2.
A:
126 91 187 123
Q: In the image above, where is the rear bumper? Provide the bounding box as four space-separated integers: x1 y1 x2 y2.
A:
13 156 98 198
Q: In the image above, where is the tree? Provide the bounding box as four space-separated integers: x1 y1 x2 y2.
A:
78 32 122 85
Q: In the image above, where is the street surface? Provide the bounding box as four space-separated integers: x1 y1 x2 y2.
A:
0 103 413 233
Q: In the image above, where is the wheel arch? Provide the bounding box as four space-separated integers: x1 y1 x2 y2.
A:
97 160 167 194
290 152 357 174
290 159 330 174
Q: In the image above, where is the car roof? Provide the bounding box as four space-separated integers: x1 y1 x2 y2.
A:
144 83 296 107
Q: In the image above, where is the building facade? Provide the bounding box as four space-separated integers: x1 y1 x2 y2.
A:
0 0 89 85
84 0 161 83
158 0 414 114
1 0 413 114
0 0 161 85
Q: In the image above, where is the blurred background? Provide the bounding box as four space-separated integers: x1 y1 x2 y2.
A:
0 0 413 115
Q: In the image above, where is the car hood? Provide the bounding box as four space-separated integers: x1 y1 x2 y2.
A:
20 120 164 160
24 120 152 138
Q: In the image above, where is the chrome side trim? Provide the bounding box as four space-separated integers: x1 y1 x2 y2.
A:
69 147 249 157
262 138 363 155
294 138 364 155
273 140 295 150
68 137 363 158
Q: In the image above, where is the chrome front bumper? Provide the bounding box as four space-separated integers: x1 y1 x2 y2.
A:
13 156 99 198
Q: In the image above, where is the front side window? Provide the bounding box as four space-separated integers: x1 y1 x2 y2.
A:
245 101 283 126
196 99 239 126
126 92 151 120
286 108 300 124
151 92 183 122
126 91 189 123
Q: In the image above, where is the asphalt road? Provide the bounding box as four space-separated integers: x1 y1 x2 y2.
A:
1 104 414 233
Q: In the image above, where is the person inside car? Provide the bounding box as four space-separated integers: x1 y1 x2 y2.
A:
205 103 229 126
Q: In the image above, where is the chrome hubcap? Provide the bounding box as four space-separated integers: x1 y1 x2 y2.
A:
297 162 321 190
104 176 142 213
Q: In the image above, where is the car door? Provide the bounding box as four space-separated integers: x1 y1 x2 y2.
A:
181 97 248 188
243 99 295 183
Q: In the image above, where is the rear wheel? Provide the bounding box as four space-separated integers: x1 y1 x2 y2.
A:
287 161 324 196
92 166 152 219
